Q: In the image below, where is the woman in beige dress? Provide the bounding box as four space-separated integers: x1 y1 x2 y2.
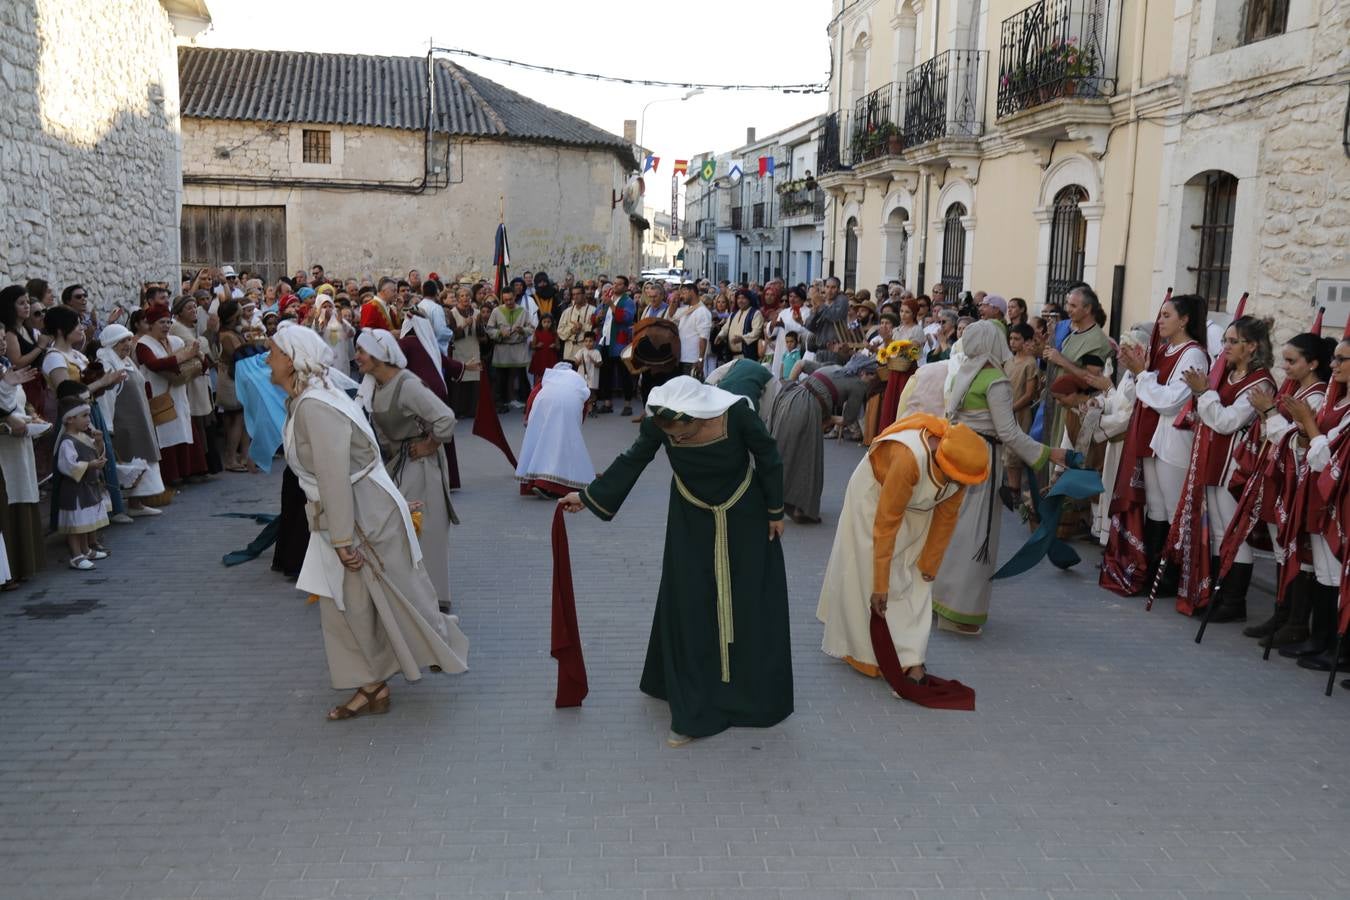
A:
355 329 459 613
269 325 469 721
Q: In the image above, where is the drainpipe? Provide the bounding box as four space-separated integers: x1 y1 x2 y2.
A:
1110 0 1151 337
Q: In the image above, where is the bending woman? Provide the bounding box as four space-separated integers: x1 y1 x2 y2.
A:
270 326 468 721
559 376 792 746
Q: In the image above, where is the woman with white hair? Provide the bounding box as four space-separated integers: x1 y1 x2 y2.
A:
269 326 468 721
930 321 1067 635
355 328 460 613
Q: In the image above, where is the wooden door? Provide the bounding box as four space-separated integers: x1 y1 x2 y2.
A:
181 206 287 284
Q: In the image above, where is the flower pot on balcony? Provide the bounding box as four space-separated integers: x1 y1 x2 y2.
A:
887 133 905 155
1062 79 1078 98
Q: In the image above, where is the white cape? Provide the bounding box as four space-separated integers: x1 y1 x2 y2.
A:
515 366 596 489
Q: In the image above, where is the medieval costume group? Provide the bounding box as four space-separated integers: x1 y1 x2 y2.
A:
14 268 1348 733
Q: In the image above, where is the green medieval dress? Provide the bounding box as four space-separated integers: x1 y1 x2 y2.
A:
579 400 794 738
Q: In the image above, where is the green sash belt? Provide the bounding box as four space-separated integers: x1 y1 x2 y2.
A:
674 467 754 683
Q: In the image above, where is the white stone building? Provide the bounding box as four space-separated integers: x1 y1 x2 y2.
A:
640 206 681 271
1 0 210 308
177 47 641 283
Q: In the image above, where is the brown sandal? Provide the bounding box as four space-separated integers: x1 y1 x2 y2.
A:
327 684 390 721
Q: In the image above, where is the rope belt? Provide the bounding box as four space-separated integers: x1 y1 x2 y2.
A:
673 466 755 683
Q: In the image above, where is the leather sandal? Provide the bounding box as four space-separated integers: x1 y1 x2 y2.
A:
327 684 390 721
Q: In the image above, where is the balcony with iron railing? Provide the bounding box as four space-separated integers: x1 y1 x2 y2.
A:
778 185 825 225
992 0 1119 158
903 49 988 147
817 111 849 176
997 0 1119 118
849 82 905 165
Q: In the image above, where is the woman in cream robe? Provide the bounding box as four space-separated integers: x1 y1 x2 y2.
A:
270 326 468 721
356 329 459 613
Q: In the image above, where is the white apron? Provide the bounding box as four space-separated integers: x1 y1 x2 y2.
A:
817 428 960 669
136 335 193 448
283 389 423 612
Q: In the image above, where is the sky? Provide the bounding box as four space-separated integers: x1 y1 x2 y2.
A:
196 0 833 215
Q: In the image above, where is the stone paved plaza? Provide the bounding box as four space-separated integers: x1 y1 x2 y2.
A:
2 413 1348 900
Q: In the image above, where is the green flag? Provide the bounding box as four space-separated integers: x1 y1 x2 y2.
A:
700 159 716 182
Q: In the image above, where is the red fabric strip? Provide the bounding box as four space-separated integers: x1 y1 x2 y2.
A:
551 506 588 708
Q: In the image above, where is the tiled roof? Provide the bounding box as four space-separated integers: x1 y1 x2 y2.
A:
178 47 636 166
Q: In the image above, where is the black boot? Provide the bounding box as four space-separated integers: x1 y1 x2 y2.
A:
1297 586 1348 671
1243 595 1288 639
1208 560 1251 624
1279 579 1334 658
1263 572 1314 649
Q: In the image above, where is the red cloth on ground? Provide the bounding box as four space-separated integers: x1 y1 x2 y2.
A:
868 611 974 711
550 506 588 708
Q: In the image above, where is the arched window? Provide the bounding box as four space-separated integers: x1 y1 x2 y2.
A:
941 203 967 296
1188 171 1238 311
849 33 869 110
1046 185 1088 306
882 207 909 285
843 217 859 291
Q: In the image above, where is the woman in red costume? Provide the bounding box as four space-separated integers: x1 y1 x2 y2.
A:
1217 333 1333 645
1168 316 1275 619
1100 294 1209 597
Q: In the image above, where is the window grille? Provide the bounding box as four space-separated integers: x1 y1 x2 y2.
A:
1046 186 1088 305
1189 172 1238 311
302 129 332 164
941 203 968 296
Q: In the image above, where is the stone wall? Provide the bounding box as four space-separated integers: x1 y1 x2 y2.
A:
181 119 639 280
0 0 182 310
1154 0 1349 337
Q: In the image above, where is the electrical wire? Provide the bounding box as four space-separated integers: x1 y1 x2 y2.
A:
432 47 827 94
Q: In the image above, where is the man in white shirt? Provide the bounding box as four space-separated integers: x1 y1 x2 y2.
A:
415 282 453 355
673 283 712 376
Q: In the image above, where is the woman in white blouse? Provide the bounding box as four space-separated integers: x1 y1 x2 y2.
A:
1116 294 1210 596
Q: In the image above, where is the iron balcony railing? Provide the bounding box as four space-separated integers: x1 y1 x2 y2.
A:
818 111 850 174
849 82 904 164
904 50 988 147
996 0 1119 118
780 187 825 221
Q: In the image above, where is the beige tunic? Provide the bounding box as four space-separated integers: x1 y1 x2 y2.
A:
557 302 596 361
288 393 468 689
448 307 482 382
370 369 459 611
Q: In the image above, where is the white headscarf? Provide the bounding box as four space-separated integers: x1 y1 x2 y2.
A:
355 329 408 411
944 320 1010 418
94 323 136 427
400 312 439 372
271 324 358 398
646 375 748 420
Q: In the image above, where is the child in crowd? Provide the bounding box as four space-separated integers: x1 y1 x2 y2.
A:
779 331 803 381
1000 322 1044 510
54 397 110 570
529 312 560 382
573 333 602 408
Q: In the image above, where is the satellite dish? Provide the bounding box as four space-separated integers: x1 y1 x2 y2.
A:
621 175 645 215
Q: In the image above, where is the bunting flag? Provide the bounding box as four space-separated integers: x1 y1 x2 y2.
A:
491 222 510 297
550 506 588 708
758 156 775 177
673 159 689 175
699 159 715 182
642 155 659 173
727 159 744 182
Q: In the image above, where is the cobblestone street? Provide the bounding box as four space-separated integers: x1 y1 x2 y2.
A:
2 413 1348 900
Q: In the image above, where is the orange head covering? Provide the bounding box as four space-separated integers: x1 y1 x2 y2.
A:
877 413 990 486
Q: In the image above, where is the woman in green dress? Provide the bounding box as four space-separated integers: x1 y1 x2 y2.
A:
559 376 793 746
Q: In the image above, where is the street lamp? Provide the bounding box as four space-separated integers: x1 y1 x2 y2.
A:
637 88 704 155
